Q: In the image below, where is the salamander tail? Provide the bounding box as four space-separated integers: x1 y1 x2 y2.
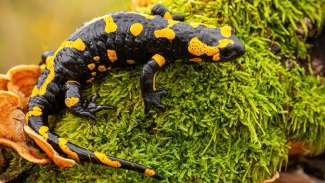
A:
25 115 162 180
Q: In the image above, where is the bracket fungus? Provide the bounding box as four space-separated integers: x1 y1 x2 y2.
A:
0 91 47 165
0 65 75 168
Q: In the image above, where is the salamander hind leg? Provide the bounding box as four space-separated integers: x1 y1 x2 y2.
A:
151 4 185 21
141 54 169 114
64 81 114 121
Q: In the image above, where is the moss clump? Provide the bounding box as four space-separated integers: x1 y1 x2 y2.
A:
0 150 34 182
25 0 325 182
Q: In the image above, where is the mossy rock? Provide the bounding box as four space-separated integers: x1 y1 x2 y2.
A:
24 0 325 182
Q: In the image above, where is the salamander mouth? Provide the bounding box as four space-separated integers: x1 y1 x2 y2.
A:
220 47 237 60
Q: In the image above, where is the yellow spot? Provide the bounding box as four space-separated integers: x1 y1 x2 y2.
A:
30 56 54 97
87 63 96 70
32 106 43 115
144 169 156 177
93 56 100 61
25 106 43 124
130 23 143 36
154 28 175 41
163 12 173 20
58 138 80 161
98 65 107 72
167 20 178 28
153 19 177 41
31 87 39 97
188 37 234 61
94 152 121 168
188 37 219 56
103 15 117 33
30 38 86 97
91 72 97 77
212 52 220 62
126 60 136 64
40 64 46 71
152 54 166 67
86 78 95 83
65 97 80 108
189 58 203 63
58 38 87 52
107 50 118 62
220 25 232 38
39 126 49 141
218 39 235 48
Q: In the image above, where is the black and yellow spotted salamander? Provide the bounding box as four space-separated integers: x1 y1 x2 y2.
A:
25 4 245 180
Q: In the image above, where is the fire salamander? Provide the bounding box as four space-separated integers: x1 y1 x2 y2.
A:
25 4 245 180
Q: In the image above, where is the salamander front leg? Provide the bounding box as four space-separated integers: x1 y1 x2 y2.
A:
40 50 54 65
64 81 113 121
151 4 185 21
141 54 168 114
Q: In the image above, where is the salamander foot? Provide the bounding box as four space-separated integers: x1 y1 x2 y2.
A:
77 93 114 121
143 89 168 114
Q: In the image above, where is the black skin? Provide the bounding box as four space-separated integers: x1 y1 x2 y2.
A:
151 4 185 21
26 4 245 180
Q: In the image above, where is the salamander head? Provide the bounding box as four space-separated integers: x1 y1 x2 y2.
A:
187 25 245 63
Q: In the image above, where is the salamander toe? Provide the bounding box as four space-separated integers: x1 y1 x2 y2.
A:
143 89 168 114
71 93 115 121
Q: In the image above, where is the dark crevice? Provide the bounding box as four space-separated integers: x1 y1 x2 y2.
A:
310 28 325 77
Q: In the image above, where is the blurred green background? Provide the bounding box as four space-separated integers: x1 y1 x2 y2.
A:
0 0 130 72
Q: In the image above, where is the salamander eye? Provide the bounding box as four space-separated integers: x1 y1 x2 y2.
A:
222 49 234 58
220 47 238 60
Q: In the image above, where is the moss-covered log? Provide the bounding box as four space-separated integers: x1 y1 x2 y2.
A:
23 0 325 182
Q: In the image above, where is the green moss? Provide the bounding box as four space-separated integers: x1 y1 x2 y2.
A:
0 150 33 182
25 0 325 182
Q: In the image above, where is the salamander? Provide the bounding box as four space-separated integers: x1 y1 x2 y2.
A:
25 4 245 180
